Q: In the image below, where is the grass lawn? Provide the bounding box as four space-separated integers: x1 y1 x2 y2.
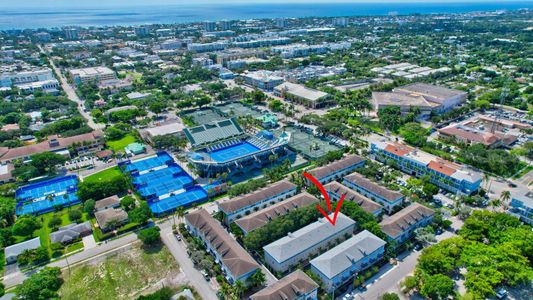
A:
25 206 89 257
59 243 179 300
83 167 124 184
106 134 137 152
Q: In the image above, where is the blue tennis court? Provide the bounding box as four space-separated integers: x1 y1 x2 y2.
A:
132 165 184 185
15 175 80 215
208 142 260 163
149 187 208 215
138 174 193 198
16 175 78 201
17 193 80 215
124 152 173 173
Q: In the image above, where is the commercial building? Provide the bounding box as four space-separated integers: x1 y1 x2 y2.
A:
274 82 332 108
343 172 404 214
185 209 260 284
0 130 104 164
393 83 467 113
141 119 185 143
155 28 173 36
438 123 517 148
507 187 533 225
306 154 366 185
371 141 482 195
235 192 319 235
134 26 150 36
0 68 55 88
271 44 328 59
233 37 291 49
159 39 184 50
69 67 117 85
241 70 284 91
372 92 436 120
325 182 383 216
204 21 216 31
310 230 386 293
379 203 435 244
263 213 356 273
5 237 41 264
218 179 298 224
250 270 319 300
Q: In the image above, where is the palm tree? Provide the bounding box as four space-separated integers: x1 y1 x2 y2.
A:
233 280 246 299
176 207 185 224
500 190 511 210
248 270 266 288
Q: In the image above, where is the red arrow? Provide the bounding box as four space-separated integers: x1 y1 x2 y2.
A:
303 172 346 226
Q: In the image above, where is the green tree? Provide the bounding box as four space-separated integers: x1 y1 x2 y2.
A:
16 267 63 299
128 202 152 224
420 274 455 300
138 227 160 246
48 215 62 229
381 293 400 300
68 209 82 223
12 216 40 237
248 270 266 288
83 199 96 216
399 122 429 147
30 152 67 175
120 196 136 211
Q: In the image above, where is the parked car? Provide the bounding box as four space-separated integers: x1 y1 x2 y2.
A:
200 270 210 281
496 288 508 299
175 234 182 241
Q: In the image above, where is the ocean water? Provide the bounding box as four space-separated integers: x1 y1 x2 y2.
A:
0 2 531 30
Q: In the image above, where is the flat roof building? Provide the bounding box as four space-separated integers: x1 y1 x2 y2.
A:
310 230 386 293
371 141 482 195
69 67 116 85
250 270 319 300
274 82 332 109
185 209 259 284
306 154 366 185
325 181 383 216
379 203 435 244
234 192 319 235
263 213 356 273
242 70 284 91
508 187 533 225
343 172 405 214
372 92 435 120
218 179 298 224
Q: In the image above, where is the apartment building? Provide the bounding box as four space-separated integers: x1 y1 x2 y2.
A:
325 182 383 216
343 172 404 214
185 209 260 284
263 213 356 273
306 154 366 185
371 141 482 195
218 179 298 224
250 270 319 300
310 230 386 293
379 203 435 244
234 192 319 235
507 187 533 225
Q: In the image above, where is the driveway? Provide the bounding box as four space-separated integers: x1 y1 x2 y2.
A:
82 235 97 250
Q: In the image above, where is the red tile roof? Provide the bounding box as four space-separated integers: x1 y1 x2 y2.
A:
427 161 456 176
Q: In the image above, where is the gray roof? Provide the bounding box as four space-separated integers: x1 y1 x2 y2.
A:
234 192 319 233
394 83 467 101
372 92 435 108
95 195 120 210
185 209 259 278
95 207 128 230
310 230 386 279
344 172 403 203
511 186 533 208
5 237 41 259
183 118 244 148
219 180 297 214
263 213 355 263
308 155 365 181
50 221 92 244
325 181 383 215
250 270 318 300
380 203 435 239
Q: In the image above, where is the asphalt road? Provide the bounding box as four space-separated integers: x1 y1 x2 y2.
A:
38 45 104 130
3 232 138 288
159 220 219 300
